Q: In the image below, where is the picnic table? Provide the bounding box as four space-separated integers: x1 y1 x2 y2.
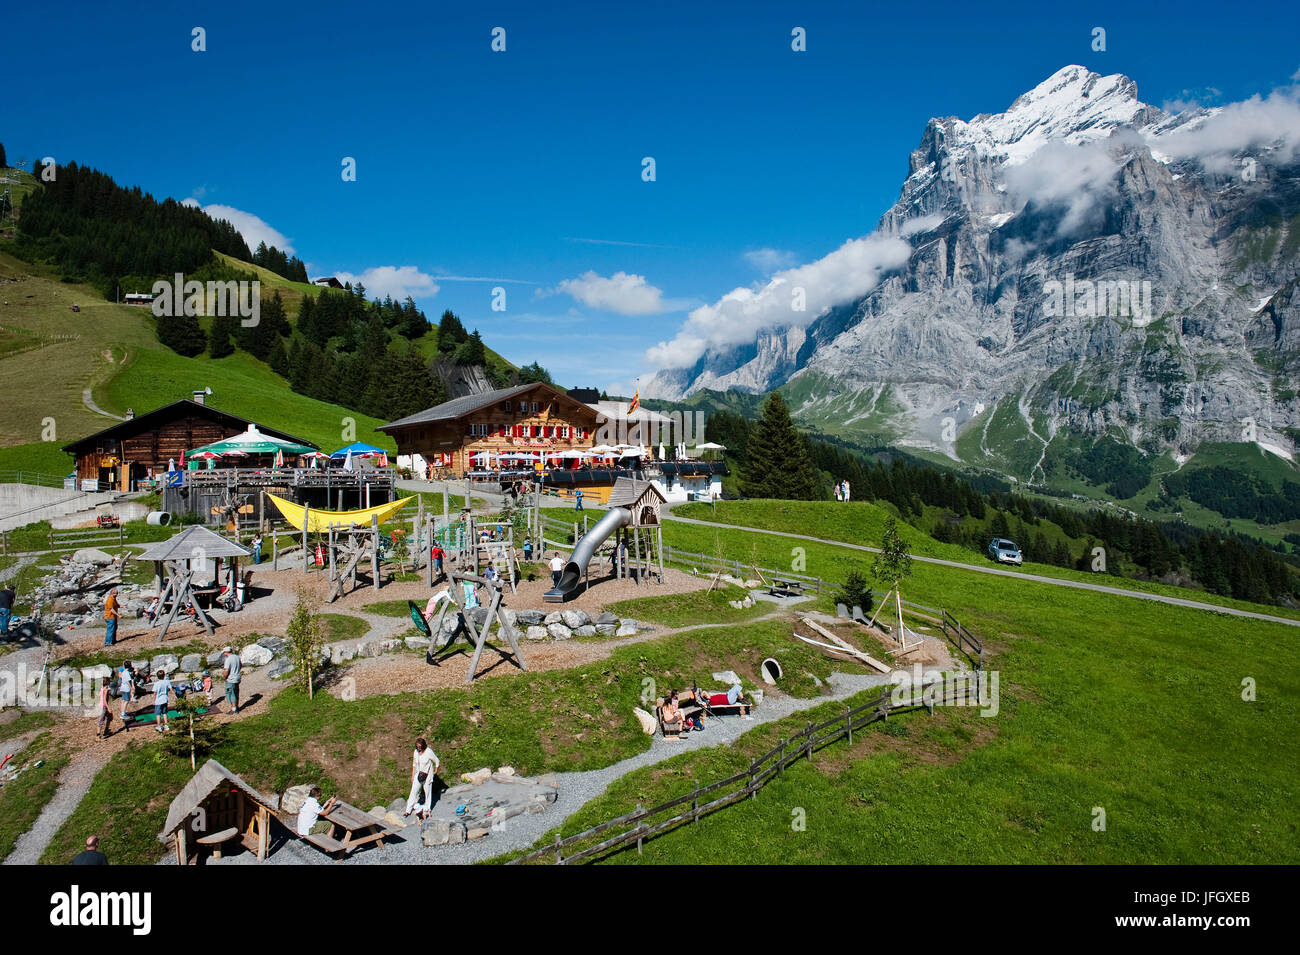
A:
304 801 394 856
769 578 804 597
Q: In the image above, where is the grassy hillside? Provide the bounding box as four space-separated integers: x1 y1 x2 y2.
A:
670 499 1300 621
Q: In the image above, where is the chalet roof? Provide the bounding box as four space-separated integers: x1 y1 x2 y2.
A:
607 476 667 509
136 526 253 562
160 759 279 840
589 400 672 425
61 399 318 453
378 382 598 432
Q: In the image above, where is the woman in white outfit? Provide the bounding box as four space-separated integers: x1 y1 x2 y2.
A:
404 737 440 820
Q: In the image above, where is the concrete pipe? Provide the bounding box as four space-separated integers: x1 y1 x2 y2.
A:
761 657 782 685
146 511 172 526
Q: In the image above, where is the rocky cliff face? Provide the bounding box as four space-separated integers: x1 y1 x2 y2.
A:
646 66 1300 480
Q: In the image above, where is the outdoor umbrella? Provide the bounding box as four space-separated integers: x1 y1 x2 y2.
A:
619 446 647 458
190 424 314 456
694 442 727 451
330 441 388 459
590 445 619 455
343 450 355 471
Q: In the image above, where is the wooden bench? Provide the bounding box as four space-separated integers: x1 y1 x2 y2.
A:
657 705 687 739
196 826 240 859
303 831 349 856
769 578 803 597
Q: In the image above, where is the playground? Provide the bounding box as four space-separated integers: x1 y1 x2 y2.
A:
3 486 1296 867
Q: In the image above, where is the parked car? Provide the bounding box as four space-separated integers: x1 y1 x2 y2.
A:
987 538 1023 566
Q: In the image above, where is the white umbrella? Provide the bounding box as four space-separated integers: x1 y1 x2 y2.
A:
694 442 727 451
343 450 354 471
619 446 647 458
658 443 666 460
590 445 619 455
470 451 494 467
560 449 592 459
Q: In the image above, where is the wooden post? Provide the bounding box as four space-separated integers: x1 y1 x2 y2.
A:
259 490 265 532
176 826 188 866
371 514 380 591
693 781 699 823
657 525 664 584
636 804 643 856
257 806 269 859
301 504 310 573
272 534 278 570
329 525 337 580
633 528 643 586
846 705 853 744
555 833 562 865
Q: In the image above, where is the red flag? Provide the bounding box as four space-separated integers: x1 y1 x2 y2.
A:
628 389 640 414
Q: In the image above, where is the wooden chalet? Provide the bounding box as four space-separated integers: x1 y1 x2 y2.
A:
61 399 318 492
378 382 602 477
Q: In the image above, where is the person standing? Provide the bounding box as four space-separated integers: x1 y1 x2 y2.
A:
151 669 172 733
95 677 113 739
843 480 851 502
72 836 108 865
431 543 445 579
103 587 120 646
549 552 564 588
0 583 14 638
522 536 533 562
252 533 263 565
574 488 584 511
118 660 135 731
221 647 242 713
403 738 440 820
203 670 214 707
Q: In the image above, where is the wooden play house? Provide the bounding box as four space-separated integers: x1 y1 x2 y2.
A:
606 477 666 585
160 760 280 864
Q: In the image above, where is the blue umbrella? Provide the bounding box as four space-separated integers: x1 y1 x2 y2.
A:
329 441 388 459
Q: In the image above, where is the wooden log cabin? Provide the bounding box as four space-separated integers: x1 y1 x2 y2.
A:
378 382 603 477
61 399 318 492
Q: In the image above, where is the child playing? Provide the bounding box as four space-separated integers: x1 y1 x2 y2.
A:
152 669 173 733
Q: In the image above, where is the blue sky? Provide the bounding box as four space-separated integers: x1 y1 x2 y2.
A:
6 0 1298 393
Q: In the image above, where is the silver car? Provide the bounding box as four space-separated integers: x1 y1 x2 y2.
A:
988 538 1023 566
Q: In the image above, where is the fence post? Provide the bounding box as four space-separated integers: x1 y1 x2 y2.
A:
846 705 852 745
636 804 643 856
749 761 757 799
693 780 699 824
805 722 813 759
554 833 562 865
779 740 786 775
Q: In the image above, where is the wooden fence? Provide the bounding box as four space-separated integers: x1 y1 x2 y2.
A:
48 524 125 551
510 690 927 864
660 544 828 593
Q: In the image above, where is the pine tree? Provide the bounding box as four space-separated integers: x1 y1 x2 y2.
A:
740 392 817 500
0 142 7 169
157 313 206 357
207 313 238 358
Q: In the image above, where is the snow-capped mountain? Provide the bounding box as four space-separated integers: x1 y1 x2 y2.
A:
646 65 1300 483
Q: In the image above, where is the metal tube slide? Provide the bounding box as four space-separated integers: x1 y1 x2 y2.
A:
543 507 632 602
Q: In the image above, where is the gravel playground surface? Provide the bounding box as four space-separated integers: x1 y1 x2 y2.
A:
203 669 894 866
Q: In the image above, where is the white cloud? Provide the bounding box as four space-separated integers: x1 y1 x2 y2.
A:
899 214 946 236
646 233 912 370
1149 88 1300 172
182 201 295 254
1003 140 1122 237
743 247 799 272
555 270 666 315
332 266 440 300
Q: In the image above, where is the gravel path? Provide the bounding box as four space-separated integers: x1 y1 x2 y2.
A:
3 752 107 865
223 669 894 866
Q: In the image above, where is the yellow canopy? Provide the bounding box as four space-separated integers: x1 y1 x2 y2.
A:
267 493 412 533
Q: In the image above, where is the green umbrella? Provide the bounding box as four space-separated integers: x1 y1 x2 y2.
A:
190 424 314 456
